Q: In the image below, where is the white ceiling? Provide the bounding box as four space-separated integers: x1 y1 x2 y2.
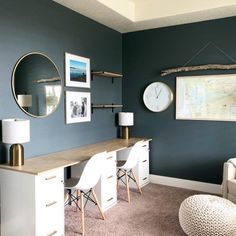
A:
53 0 236 33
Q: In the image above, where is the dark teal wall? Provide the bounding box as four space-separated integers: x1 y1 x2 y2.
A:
0 0 122 162
123 17 236 184
1 0 235 185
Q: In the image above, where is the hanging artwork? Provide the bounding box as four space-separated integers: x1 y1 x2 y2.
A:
65 52 90 88
176 74 236 121
66 91 91 124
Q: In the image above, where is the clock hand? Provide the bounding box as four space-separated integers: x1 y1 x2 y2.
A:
156 89 162 99
155 87 159 98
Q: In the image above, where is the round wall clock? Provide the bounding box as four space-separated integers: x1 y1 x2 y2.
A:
143 82 173 112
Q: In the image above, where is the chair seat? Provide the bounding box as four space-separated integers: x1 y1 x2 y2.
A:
65 177 80 190
117 160 126 168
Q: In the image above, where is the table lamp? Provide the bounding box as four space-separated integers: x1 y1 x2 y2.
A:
118 112 134 139
17 94 32 111
2 119 30 166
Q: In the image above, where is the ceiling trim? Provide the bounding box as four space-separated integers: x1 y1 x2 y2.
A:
53 0 236 33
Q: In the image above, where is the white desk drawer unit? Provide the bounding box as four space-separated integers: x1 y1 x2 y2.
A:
100 157 117 210
0 168 64 236
117 141 150 188
98 151 117 211
36 169 64 236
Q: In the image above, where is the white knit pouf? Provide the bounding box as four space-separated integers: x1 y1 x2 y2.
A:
179 194 236 236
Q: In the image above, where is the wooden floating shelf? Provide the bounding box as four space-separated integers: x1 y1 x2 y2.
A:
92 104 123 108
92 104 123 113
92 71 123 79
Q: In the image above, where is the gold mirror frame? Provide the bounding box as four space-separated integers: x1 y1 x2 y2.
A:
12 52 62 118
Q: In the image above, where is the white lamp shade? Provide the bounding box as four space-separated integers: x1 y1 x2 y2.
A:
2 119 30 144
118 112 134 126
17 95 32 107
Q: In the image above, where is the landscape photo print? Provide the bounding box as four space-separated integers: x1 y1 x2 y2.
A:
65 52 90 88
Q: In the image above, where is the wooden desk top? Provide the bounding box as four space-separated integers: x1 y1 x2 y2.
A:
0 138 150 175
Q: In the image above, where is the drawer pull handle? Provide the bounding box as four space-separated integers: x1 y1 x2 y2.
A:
107 175 113 179
142 177 148 181
45 175 57 181
142 160 147 163
46 201 57 207
47 230 58 236
106 156 113 160
142 145 147 147
107 197 114 202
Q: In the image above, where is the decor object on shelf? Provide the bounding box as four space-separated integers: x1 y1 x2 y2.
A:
92 104 123 113
143 82 173 112
65 52 90 88
176 74 236 121
2 119 30 166
118 112 134 139
66 91 91 124
222 158 236 203
161 63 236 76
179 194 236 236
12 52 62 118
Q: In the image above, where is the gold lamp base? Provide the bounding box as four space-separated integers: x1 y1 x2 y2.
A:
122 126 130 139
10 144 24 166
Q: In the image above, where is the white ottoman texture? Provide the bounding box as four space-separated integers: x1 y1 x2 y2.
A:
179 194 236 236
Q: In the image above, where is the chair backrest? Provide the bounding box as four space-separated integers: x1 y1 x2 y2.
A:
122 140 144 170
77 151 107 190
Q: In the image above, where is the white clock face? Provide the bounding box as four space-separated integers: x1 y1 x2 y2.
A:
143 82 173 112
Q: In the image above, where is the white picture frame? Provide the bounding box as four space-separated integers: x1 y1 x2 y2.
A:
176 74 236 121
65 91 91 124
65 52 90 88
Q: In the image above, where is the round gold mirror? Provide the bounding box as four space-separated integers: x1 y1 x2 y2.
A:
12 52 62 118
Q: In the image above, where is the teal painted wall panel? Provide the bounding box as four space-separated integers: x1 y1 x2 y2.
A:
123 17 236 184
0 0 122 161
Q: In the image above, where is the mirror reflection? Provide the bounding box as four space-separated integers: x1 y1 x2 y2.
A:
12 52 62 118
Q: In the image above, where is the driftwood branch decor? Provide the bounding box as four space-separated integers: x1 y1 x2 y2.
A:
160 64 236 76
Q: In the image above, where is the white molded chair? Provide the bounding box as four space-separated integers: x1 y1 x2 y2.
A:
117 140 144 203
64 151 107 235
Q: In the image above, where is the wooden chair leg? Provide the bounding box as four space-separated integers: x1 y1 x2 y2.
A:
131 169 142 194
80 191 85 235
92 189 105 220
125 171 130 203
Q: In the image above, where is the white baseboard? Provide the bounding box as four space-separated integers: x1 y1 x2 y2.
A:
150 174 222 195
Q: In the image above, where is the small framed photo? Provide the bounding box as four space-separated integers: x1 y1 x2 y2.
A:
65 91 91 124
65 52 90 88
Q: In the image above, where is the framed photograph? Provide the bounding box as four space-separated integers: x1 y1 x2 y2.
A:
65 52 90 88
176 74 236 121
66 91 91 124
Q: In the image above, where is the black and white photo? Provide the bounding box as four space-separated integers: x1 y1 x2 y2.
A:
66 91 91 124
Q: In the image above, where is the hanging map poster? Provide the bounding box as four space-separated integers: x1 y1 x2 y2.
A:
176 74 236 121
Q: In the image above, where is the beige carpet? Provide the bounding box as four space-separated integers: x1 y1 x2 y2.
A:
65 183 199 236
